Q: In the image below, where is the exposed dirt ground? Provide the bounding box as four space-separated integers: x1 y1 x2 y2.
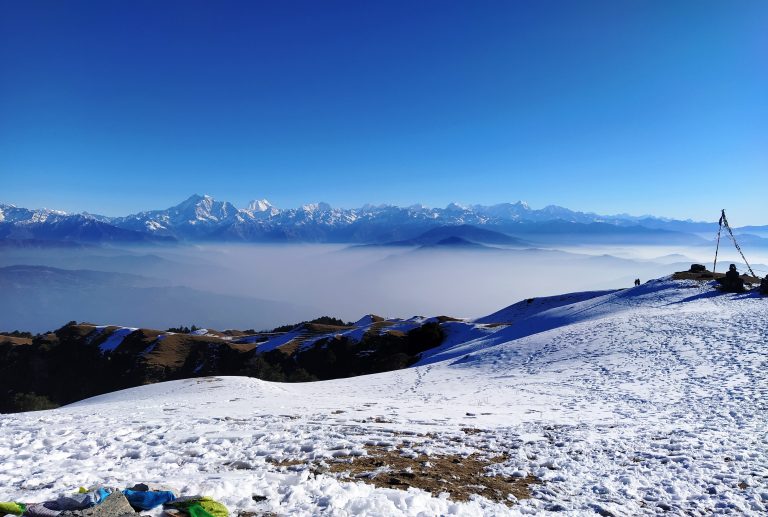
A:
324 445 541 506
672 270 762 284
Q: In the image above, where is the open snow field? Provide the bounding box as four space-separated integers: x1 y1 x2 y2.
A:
1 278 767 515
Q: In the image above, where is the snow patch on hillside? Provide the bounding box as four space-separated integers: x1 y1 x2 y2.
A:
98 327 138 353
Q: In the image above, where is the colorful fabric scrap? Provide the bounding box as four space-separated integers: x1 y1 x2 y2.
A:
122 490 175 511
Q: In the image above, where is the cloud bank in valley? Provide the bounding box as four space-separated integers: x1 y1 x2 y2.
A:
4 240 765 333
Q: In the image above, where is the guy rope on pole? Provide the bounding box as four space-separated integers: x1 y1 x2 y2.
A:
713 209 723 274
715 209 757 278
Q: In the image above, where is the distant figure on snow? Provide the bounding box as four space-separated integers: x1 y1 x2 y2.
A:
634 278 641 287
760 275 768 295
721 264 745 293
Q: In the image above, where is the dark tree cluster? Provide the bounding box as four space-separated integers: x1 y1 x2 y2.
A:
166 325 201 334
269 316 352 333
0 330 34 339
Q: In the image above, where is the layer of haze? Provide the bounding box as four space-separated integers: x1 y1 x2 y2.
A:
2 243 766 333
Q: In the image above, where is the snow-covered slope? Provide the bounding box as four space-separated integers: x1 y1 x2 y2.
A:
1 278 767 515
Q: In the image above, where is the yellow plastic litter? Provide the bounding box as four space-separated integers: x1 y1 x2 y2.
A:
186 504 214 517
167 497 228 517
0 502 26 516
198 500 227 517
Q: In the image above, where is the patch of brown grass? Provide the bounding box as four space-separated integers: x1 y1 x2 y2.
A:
327 445 540 506
274 339 302 356
267 457 306 468
673 270 762 284
672 270 724 281
0 335 32 345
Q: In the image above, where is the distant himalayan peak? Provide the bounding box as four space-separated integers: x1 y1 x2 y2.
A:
247 199 273 212
169 194 237 223
301 202 333 213
177 194 275 213
445 202 467 212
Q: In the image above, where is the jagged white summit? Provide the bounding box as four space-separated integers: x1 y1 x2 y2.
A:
162 194 239 224
107 194 241 238
1 277 766 515
0 204 69 224
444 202 467 212
246 199 273 212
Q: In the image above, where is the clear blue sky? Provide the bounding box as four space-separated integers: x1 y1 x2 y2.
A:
1 1 766 223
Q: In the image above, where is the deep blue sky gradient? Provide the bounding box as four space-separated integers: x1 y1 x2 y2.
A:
1 1 766 223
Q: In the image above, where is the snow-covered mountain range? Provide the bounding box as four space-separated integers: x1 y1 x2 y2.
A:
2 195 753 245
2 275 766 515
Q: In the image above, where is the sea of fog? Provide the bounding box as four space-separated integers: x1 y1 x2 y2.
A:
1 242 766 333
